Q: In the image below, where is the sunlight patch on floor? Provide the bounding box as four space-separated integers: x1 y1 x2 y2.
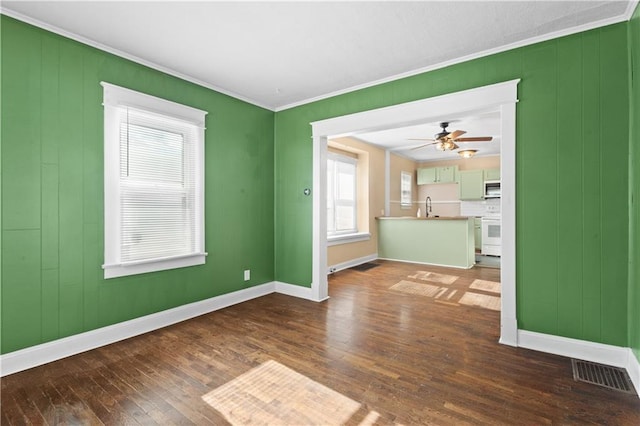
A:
391 280 444 297
458 292 501 311
407 271 459 285
202 360 383 425
469 279 501 294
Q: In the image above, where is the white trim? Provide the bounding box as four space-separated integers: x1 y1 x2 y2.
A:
103 254 207 279
499 101 518 347
274 281 325 302
311 79 519 346
327 232 371 246
2 4 634 113
329 253 378 274
101 82 207 125
0 282 276 377
0 9 273 111
276 4 638 111
384 151 391 216
518 330 630 368
102 82 207 279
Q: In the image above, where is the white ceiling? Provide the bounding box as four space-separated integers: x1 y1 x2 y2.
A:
355 110 502 162
2 1 636 162
2 1 635 113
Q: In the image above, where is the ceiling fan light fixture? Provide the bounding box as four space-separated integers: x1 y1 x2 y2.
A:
443 140 456 151
458 149 478 159
435 141 445 151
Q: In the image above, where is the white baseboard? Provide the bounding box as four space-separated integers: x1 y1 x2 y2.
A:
498 317 518 347
518 330 630 368
274 281 319 301
328 253 378 273
1 281 301 377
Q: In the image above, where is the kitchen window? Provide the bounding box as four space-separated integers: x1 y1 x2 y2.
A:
401 171 412 208
101 82 207 279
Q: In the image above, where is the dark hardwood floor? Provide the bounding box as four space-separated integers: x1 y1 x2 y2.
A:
2 260 639 425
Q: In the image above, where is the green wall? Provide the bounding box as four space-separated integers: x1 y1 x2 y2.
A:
1 16 275 354
2 12 637 356
629 4 640 362
275 24 630 347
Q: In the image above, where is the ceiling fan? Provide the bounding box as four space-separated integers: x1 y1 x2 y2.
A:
409 122 493 152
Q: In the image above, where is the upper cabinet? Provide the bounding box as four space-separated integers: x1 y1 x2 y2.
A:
484 168 500 180
458 168 502 200
417 165 458 185
458 169 484 200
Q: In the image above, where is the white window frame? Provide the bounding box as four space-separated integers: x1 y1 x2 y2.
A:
400 171 412 208
101 82 207 279
327 152 358 237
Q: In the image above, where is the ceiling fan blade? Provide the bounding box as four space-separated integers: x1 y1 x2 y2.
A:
447 130 466 139
410 142 437 150
454 136 493 142
407 138 436 141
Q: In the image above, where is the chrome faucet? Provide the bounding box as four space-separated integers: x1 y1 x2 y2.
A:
425 196 432 217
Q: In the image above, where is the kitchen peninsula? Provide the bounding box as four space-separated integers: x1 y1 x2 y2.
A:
377 216 475 268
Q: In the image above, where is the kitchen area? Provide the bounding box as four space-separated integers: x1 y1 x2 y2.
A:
329 113 504 272
377 155 502 269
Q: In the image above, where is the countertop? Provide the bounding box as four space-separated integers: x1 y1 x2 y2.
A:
375 216 470 221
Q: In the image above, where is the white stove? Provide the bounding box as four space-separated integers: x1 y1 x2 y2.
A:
481 216 501 256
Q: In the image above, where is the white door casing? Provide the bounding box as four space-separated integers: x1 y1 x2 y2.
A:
310 79 520 346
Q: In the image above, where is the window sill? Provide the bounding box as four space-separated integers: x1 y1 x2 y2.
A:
103 253 207 279
327 232 371 246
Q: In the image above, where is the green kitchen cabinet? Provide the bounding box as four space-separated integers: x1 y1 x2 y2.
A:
417 166 458 184
438 166 457 183
484 168 501 180
459 169 484 200
417 167 438 184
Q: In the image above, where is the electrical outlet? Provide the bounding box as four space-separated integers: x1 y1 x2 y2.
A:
244 270 250 281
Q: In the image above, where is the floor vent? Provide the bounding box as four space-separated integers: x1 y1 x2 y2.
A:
571 359 636 394
350 262 379 272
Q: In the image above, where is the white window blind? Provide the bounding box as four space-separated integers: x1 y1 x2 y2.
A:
327 153 357 236
401 171 412 208
102 82 207 279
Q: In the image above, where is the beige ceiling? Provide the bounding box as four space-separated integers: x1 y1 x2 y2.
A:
2 1 636 112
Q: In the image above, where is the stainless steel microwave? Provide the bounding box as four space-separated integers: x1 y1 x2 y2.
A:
484 180 501 198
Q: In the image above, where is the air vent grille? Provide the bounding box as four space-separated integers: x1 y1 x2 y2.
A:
571 359 636 394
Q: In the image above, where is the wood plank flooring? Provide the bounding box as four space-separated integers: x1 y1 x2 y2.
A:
2 260 639 425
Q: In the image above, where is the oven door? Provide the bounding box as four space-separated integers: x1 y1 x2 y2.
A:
481 217 501 256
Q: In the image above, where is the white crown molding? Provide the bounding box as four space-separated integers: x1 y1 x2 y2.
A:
2 2 636 113
626 0 640 20
0 7 273 111
275 6 636 112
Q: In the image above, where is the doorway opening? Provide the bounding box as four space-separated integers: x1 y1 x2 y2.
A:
311 80 520 346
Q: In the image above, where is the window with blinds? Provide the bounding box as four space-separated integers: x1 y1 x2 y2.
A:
101 82 207 279
401 171 412 208
327 153 357 236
